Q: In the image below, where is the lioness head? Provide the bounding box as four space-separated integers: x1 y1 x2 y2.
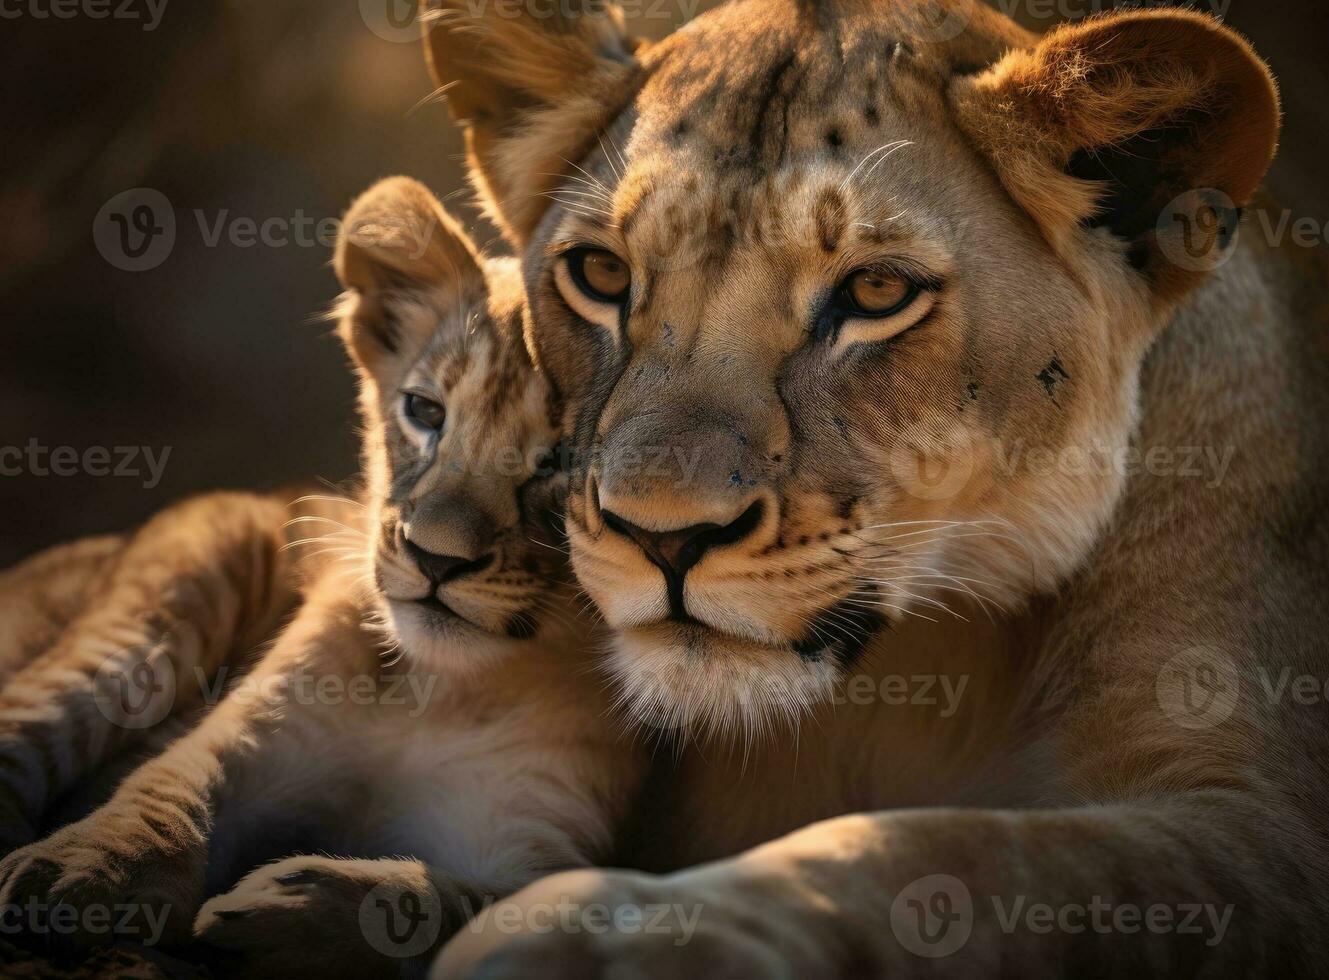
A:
425 0 1278 728
334 177 566 672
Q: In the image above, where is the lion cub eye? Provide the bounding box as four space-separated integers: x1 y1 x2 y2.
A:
839 269 917 317
568 247 631 304
404 393 446 431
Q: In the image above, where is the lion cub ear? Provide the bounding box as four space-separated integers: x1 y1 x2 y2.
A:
334 176 482 367
952 10 1279 300
421 0 641 242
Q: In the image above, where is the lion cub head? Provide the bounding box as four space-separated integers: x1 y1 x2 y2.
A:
334 177 565 673
426 0 1279 729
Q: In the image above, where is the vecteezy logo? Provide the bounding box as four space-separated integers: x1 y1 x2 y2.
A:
360 0 422 43
890 874 973 958
359 881 444 959
1156 645 1240 730
93 188 175 272
1156 188 1240 273
92 638 177 730
888 423 978 502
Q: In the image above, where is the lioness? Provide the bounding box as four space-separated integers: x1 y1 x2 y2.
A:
0 178 641 976
419 0 1329 975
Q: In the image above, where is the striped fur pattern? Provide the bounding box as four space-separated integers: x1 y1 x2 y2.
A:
0 492 301 858
0 179 641 976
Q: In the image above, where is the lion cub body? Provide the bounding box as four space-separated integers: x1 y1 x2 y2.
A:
0 180 641 976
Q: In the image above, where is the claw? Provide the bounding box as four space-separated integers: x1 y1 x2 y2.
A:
214 908 256 921
274 869 326 886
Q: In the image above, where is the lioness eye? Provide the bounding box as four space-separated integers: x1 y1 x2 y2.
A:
404 393 446 431
569 248 631 304
839 269 917 317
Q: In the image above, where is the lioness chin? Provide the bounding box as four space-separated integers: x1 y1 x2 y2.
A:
423 0 1329 975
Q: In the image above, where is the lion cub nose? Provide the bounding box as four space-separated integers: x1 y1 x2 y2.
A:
404 540 492 587
601 502 763 581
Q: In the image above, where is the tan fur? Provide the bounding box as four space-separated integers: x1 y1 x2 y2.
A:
0 492 303 856
0 535 126 684
0 179 642 974
421 0 642 239
952 9 1280 283
421 1 1329 976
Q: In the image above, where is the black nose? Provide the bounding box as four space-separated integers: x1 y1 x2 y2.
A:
601 501 763 600
404 540 493 587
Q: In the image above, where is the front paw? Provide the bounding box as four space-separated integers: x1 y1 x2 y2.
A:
431 869 793 980
196 856 454 980
0 812 202 958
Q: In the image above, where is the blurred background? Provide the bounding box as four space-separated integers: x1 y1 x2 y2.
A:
2 0 1325 566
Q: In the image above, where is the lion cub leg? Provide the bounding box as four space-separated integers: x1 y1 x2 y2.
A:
0 492 301 858
191 653 639 978
0 580 366 957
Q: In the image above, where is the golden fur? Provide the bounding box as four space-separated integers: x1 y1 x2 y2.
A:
419 0 1329 975
0 492 302 856
0 179 642 976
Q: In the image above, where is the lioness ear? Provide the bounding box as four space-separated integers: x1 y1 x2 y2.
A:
952 10 1279 299
335 176 482 366
421 0 641 241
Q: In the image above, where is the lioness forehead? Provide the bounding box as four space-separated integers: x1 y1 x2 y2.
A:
564 0 1026 283
632 0 1024 156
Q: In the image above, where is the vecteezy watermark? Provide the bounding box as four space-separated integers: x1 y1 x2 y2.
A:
92 647 443 729
899 0 1233 44
1255 667 1329 706
0 0 168 30
196 665 439 719
833 672 969 717
1158 189 1329 274
0 440 171 489
889 425 1237 504
93 188 176 271
362 0 703 43
193 209 347 251
359 0 421 43
988 895 1233 948
360 880 447 959
93 634 180 731
1157 188 1242 274
1156 652 1329 730
996 439 1236 490
458 893 704 946
1155 646 1240 730
93 189 463 272
890 874 1234 958
1249 208 1329 251
991 0 1232 25
891 874 973 957
0 898 170 945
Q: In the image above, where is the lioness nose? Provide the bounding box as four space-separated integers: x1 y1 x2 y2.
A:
601 501 763 581
404 540 492 586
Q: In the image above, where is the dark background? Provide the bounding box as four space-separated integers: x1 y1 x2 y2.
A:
2 0 1325 566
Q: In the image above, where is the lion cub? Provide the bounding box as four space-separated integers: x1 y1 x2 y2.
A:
0 178 641 976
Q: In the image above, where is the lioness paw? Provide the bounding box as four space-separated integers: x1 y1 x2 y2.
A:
431 869 792 980
196 855 449 980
